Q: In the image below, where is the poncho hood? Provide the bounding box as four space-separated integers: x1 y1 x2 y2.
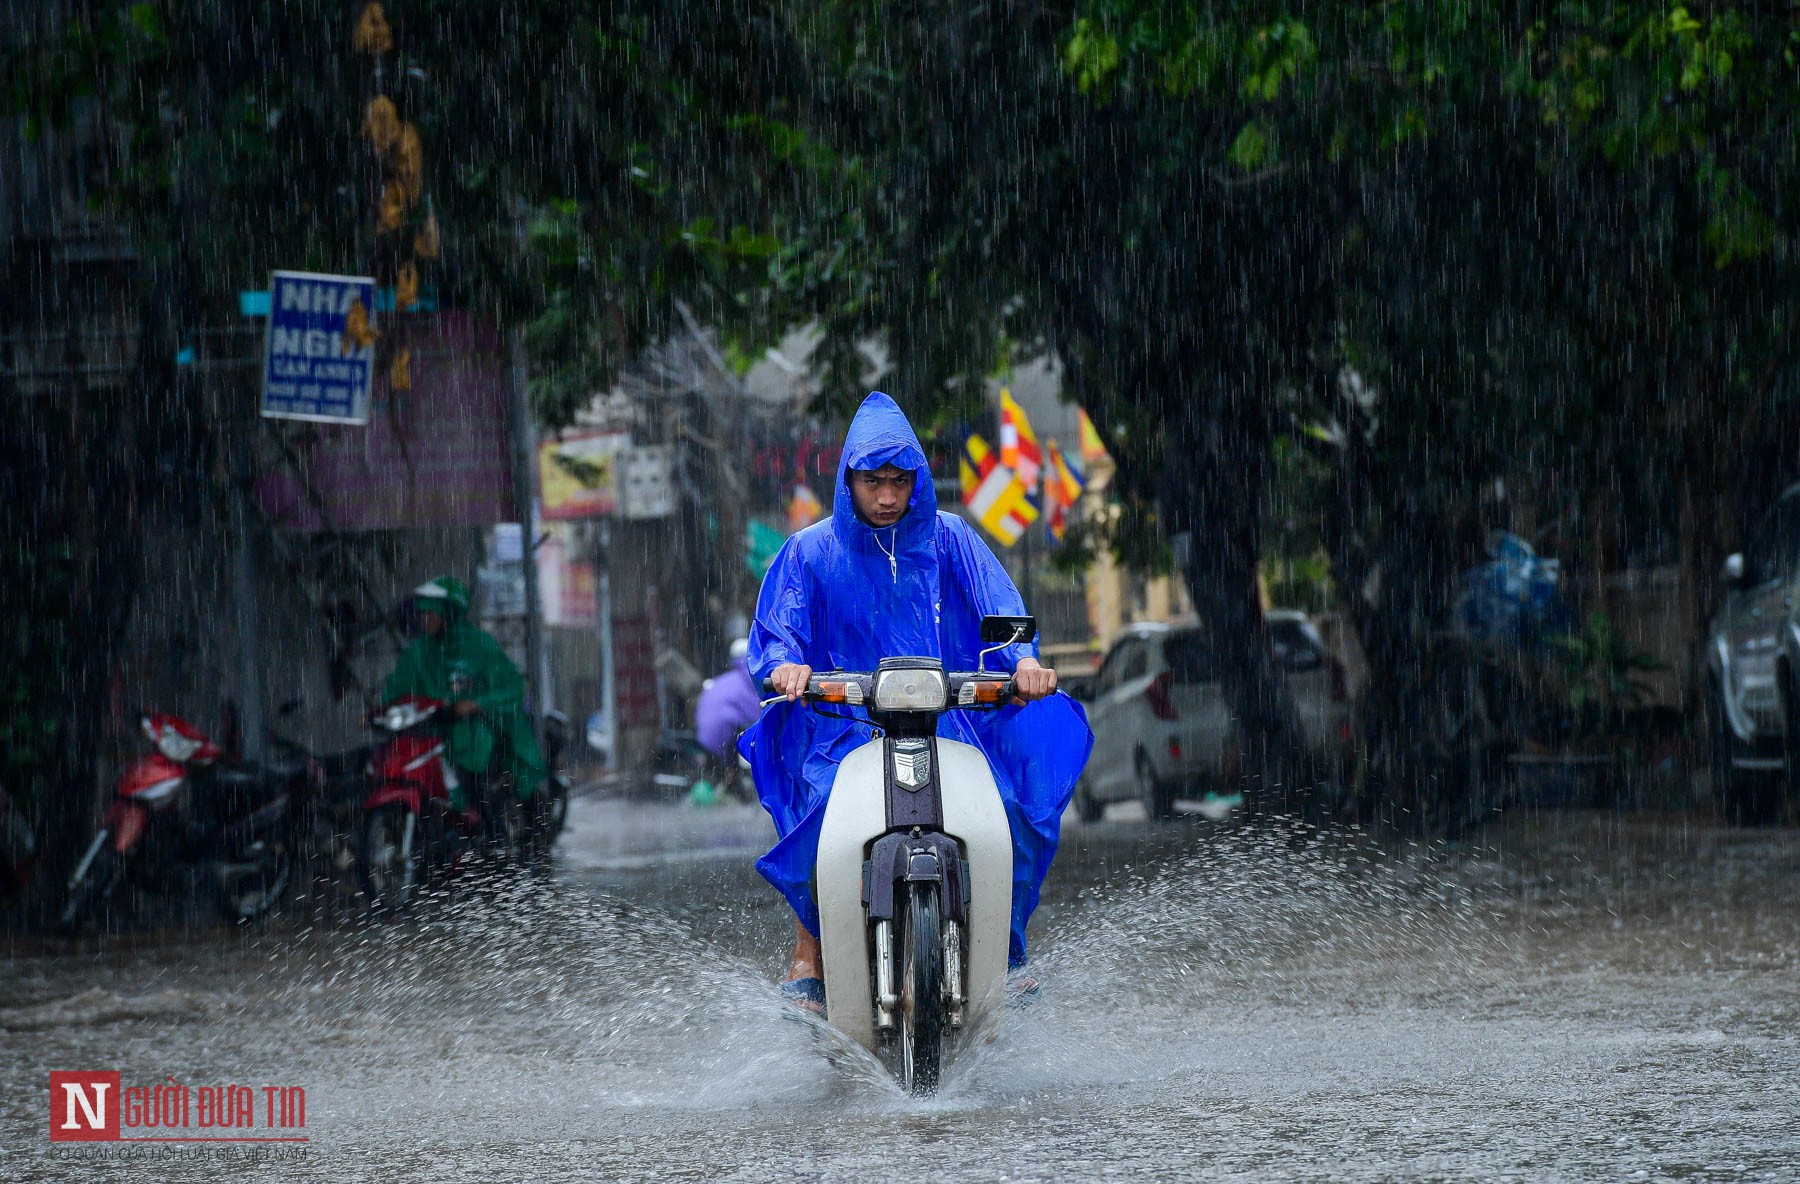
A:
832 392 937 556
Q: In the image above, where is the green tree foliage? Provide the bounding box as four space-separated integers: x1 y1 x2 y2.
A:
1048 1 1800 820
13 1 1800 842
0 0 825 890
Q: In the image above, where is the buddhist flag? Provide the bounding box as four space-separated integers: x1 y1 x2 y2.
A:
1049 438 1086 505
960 433 1038 547
998 388 1042 494
1044 438 1087 541
1077 406 1109 464
787 483 823 530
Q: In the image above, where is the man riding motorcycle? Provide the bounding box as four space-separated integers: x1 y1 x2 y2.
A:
384 576 544 811
739 392 1093 1012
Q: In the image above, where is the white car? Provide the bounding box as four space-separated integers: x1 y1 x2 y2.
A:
1705 483 1800 824
1072 612 1352 821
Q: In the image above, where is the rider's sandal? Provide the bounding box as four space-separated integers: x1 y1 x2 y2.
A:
1005 974 1041 1010
779 976 827 1018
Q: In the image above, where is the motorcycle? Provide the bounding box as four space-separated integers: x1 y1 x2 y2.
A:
527 710 573 859
759 614 1033 1094
356 695 530 913
648 727 709 797
648 727 754 806
59 713 306 934
272 734 375 906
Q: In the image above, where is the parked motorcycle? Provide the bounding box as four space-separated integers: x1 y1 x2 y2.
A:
528 710 572 855
648 728 709 797
648 726 754 806
759 614 1032 1094
272 733 374 905
356 695 531 913
59 713 306 934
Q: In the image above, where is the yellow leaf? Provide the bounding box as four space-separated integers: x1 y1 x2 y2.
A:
353 3 393 56
376 181 407 232
389 346 412 391
342 299 378 352
391 123 423 202
413 213 440 259
395 262 419 311
361 96 400 152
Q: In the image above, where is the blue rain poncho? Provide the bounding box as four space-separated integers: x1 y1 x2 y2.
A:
739 392 1093 967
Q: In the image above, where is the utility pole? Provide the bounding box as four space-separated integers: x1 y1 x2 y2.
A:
205 360 266 762
507 323 549 717
229 435 267 762
597 521 617 772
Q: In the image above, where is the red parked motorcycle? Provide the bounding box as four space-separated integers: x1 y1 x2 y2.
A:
356 695 528 913
59 713 306 934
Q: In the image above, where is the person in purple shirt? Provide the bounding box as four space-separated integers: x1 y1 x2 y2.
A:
693 638 762 795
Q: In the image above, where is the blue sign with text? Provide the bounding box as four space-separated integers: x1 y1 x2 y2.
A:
260 270 377 424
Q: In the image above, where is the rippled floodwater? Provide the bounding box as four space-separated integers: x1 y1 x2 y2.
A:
4 799 1798 1182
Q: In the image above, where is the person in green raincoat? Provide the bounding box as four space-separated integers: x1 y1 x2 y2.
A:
383 577 544 808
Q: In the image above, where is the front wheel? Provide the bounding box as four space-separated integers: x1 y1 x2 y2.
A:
214 833 292 924
360 804 424 914
527 774 570 860
486 788 528 865
897 882 945 1095
58 837 121 935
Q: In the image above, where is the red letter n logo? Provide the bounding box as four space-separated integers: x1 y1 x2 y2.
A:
49 1072 120 1141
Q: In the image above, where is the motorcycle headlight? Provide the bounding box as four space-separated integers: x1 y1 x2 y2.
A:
156 731 201 763
873 667 947 712
382 703 425 731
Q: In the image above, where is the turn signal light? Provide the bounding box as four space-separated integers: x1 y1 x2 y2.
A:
962 680 1010 704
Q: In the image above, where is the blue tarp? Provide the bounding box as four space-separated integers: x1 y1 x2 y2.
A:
1458 531 1571 649
739 392 1093 967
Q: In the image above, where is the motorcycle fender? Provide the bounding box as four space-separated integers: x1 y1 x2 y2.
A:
362 782 423 814
103 801 149 854
934 738 1012 1023
815 737 1012 1053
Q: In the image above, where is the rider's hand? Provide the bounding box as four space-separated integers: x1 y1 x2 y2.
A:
1012 657 1057 704
771 663 813 701
452 699 481 719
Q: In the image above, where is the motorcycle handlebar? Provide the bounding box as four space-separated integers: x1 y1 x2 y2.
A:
758 671 1017 709
370 700 495 734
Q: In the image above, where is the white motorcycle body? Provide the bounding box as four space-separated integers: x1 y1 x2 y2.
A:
814 734 1014 1053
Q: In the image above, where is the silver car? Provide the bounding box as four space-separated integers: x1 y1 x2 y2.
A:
1072 611 1352 821
1705 485 1800 824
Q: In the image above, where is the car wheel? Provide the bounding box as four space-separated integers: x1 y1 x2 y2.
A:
1712 683 1778 826
1073 778 1105 823
1783 670 1800 817
1136 752 1174 821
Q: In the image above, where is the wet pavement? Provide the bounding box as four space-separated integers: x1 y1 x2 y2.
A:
3 794 1798 1182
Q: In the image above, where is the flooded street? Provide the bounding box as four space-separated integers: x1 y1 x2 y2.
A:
4 798 1797 1182
12 4 1800 1180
